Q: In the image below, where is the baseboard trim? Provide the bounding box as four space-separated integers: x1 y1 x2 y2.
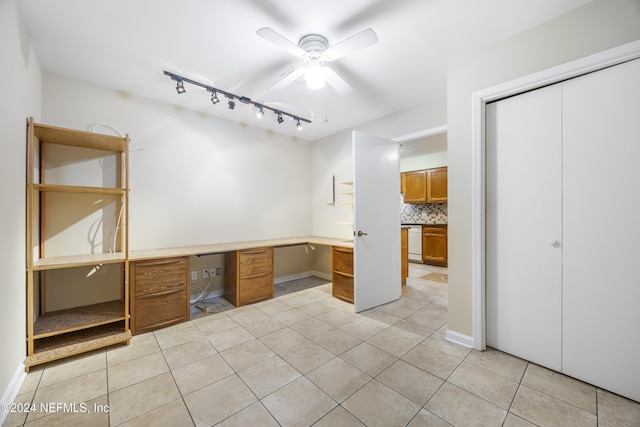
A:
0 363 27 425
445 330 474 349
274 271 332 284
274 271 313 284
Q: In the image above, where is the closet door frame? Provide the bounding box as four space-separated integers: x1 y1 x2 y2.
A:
469 39 640 351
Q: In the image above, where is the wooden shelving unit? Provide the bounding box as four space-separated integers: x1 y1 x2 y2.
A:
24 117 131 370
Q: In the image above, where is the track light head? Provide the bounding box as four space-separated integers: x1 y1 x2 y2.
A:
210 91 219 105
228 98 235 110
176 80 186 94
296 118 302 129
277 112 284 124
256 106 265 118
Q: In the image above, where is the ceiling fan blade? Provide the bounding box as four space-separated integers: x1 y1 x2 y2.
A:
269 66 305 91
324 28 378 61
324 67 353 95
256 27 306 58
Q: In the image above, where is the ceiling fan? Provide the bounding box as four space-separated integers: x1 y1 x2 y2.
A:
256 27 378 95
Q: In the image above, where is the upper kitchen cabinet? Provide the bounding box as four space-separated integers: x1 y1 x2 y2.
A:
402 167 447 203
427 167 448 203
402 170 427 203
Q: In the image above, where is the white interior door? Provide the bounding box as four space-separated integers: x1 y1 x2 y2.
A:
485 84 563 371
352 131 401 312
562 58 640 402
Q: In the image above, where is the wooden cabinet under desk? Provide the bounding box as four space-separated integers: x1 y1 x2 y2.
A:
130 257 190 335
225 247 274 307
332 246 354 303
422 225 448 267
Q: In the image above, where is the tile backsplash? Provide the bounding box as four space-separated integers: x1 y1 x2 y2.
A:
401 201 448 224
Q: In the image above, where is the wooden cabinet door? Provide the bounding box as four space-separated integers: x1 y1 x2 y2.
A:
402 170 427 203
422 226 447 267
332 247 354 303
401 228 408 285
427 167 448 202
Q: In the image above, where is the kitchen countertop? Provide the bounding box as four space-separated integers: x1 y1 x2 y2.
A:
401 222 448 226
130 235 353 261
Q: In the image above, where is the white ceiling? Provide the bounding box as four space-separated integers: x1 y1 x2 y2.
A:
19 0 593 141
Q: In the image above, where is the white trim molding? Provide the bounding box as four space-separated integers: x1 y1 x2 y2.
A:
471 40 640 351
445 330 474 349
0 363 27 426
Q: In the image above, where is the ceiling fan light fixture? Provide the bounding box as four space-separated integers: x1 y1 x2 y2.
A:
305 64 326 90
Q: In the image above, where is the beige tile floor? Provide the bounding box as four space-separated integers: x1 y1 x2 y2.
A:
5 263 640 426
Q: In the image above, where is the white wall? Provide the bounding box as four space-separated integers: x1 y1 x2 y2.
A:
447 0 640 337
0 0 41 416
401 151 447 172
42 73 313 250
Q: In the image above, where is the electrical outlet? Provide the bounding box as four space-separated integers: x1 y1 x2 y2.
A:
191 270 197 280
209 268 216 278
203 269 209 279
216 267 222 276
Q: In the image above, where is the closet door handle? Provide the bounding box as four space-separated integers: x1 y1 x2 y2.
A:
549 239 560 247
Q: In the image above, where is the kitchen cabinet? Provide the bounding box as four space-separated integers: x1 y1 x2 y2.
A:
225 247 274 306
422 225 447 267
402 170 427 203
332 246 354 303
402 167 447 203
24 118 131 370
130 257 190 335
401 228 408 285
427 167 448 202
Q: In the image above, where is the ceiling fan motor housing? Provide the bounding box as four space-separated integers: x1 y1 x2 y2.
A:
299 34 329 64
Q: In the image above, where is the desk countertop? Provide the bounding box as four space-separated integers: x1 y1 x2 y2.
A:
129 235 353 261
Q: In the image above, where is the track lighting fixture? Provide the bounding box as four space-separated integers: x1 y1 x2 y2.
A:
164 71 311 128
176 80 186 94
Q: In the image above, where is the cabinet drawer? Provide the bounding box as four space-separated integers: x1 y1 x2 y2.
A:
332 271 354 303
239 273 273 305
239 248 273 277
332 247 353 275
422 226 446 234
133 288 188 334
132 257 188 296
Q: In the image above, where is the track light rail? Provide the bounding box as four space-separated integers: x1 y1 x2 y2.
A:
163 71 311 127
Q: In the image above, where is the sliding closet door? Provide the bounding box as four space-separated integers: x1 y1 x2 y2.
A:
486 84 563 371
562 58 640 402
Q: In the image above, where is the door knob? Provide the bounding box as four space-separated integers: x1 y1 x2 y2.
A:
549 239 559 247
357 230 368 237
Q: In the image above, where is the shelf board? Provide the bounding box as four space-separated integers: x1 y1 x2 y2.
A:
341 181 353 185
33 252 126 270
34 183 126 195
34 123 127 152
25 324 131 369
34 300 127 338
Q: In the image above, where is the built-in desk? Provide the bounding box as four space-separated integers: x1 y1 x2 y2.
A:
128 236 353 332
